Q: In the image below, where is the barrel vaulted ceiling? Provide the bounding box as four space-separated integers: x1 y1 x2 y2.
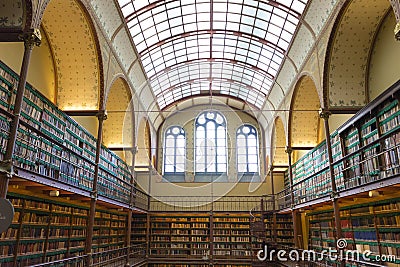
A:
117 0 309 110
2 0 391 133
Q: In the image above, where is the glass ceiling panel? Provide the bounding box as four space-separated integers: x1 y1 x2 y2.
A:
118 0 308 109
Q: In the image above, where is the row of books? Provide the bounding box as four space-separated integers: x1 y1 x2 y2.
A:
286 95 400 207
1 193 129 265
0 61 135 205
308 199 400 259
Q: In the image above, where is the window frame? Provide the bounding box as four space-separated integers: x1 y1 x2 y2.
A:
163 125 186 174
194 111 227 175
236 124 259 174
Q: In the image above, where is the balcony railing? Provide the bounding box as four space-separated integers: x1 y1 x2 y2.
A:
276 125 400 210
150 195 263 212
28 244 147 267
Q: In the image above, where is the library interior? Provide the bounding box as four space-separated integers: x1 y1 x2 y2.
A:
1 0 400 266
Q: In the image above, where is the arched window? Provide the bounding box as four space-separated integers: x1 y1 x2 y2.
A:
195 111 227 173
164 126 185 173
237 125 259 173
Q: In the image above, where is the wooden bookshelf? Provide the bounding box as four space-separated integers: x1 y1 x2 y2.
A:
307 199 400 265
284 80 400 207
93 209 127 253
149 213 211 258
0 190 133 267
213 214 252 258
0 60 135 206
0 192 89 266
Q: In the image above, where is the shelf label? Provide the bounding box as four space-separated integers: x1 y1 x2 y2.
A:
0 198 14 233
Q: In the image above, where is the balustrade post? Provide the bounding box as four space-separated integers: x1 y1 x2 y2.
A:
285 147 300 250
0 29 41 198
319 108 344 267
85 110 107 266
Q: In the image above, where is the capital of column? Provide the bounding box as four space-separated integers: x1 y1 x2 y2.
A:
389 0 400 40
96 110 108 121
330 190 339 200
90 190 98 200
285 146 292 155
0 160 14 178
319 108 331 120
395 22 400 41
19 28 41 49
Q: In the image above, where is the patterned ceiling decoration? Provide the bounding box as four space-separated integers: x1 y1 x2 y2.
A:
118 0 309 110
90 0 124 41
326 0 390 109
290 75 320 147
272 117 287 166
103 78 133 147
41 0 100 110
0 0 24 28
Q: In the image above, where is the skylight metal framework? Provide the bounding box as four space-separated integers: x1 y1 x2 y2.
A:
118 0 308 109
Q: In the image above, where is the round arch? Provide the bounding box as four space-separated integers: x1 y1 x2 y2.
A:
136 117 152 168
103 77 134 153
271 116 288 167
324 0 391 110
40 0 104 110
289 75 322 150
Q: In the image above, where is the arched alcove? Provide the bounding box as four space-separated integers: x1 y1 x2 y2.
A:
289 76 322 153
136 118 151 168
41 0 103 110
324 0 391 109
368 11 400 100
272 117 288 167
103 77 133 162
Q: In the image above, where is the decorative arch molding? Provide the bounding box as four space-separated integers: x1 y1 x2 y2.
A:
271 116 288 166
136 117 152 167
288 75 321 148
40 0 104 111
103 77 134 149
323 0 391 110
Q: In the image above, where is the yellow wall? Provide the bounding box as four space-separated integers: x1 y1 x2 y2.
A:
369 11 400 100
71 116 98 137
0 30 56 102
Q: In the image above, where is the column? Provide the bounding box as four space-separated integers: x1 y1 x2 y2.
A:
285 147 300 249
389 0 400 40
270 167 278 244
0 29 41 198
125 147 137 267
319 109 344 267
85 110 107 266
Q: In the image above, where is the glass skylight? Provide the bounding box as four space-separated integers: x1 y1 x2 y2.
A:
118 0 308 109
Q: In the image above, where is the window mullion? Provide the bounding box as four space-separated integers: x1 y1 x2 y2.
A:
173 135 177 173
245 132 249 173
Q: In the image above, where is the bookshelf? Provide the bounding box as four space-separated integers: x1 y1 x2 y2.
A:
0 190 133 267
307 199 400 265
213 214 252 258
149 213 211 258
131 213 148 257
0 60 135 206
148 265 252 267
0 192 90 267
93 209 127 253
262 213 294 250
284 81 400 207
